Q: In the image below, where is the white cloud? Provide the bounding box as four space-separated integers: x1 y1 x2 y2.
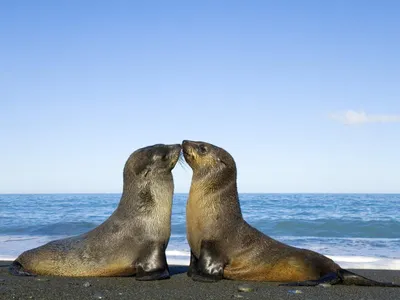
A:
330 110 400 125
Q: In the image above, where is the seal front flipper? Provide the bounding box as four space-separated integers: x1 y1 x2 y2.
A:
190 240 226 283
136 267 170 281
135 243 170 281
9 261 37 277
187 251 198 278
187 250 221 282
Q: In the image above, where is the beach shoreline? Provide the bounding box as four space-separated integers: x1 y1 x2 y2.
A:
1 261 400 300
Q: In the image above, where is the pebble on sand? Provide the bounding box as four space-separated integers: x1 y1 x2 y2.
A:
288 289 303 294
35 278 50 282
237 284 254 292
93 291 105 299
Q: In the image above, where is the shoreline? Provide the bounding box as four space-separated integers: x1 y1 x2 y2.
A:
1 261 400 299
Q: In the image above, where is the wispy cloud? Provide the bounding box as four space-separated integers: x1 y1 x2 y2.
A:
330 110 400 125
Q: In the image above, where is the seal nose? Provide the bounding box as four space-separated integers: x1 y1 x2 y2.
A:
182 140 192 154
182 140 195 146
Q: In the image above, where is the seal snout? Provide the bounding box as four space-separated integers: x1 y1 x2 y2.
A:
181 140 194 156
181 140 194 166
182 140 192 147
168 144 182 157
182 140 198 149
166 144 182 169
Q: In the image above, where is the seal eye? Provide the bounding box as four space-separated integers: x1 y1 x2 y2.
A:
198 144 207 154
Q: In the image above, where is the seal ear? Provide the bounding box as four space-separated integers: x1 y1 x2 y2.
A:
217 158 228 167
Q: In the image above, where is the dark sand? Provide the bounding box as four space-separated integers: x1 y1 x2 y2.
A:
1 261 400 300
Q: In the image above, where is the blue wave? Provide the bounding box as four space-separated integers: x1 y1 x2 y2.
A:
0 221 98 236
1 193 400 259
252 219 400 238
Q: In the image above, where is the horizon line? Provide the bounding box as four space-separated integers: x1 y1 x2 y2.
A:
1 192 400 195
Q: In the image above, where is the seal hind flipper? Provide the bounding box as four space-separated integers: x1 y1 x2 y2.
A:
189 240 226 282
135 243 170 281
136 267 170 281
9 261 37 277
279 269 400 287
339 269 400 287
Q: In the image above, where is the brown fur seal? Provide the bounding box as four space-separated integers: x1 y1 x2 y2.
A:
182 140 400 287
9 143 181 279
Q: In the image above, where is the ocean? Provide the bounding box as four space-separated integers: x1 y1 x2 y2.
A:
1 193 399 270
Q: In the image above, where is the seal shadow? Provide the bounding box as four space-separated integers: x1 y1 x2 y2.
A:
169 265 188 276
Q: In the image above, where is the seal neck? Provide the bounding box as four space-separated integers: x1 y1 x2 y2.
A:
192 166 237 191
118 174 173 214
189 175 243 217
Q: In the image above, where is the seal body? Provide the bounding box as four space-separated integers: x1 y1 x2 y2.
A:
10 144 181 279
183 140 400 287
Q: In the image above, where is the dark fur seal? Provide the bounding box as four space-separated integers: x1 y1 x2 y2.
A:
9 143 181 279
182 140 399 287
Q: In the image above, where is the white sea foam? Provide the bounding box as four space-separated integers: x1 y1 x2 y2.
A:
0 255 16 261
329 255 400 270
0 235 63 258
166 250 190 266
166 250 190 257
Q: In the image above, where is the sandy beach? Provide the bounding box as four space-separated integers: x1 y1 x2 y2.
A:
1 261 399 300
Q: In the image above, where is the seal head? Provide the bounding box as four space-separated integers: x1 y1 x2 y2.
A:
182 140 237 192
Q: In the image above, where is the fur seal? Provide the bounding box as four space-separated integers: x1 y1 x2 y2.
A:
9 143 181 279
182 140 399 287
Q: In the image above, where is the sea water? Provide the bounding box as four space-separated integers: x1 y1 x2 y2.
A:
1 193 399 269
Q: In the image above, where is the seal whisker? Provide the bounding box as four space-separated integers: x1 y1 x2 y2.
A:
178 152 190 171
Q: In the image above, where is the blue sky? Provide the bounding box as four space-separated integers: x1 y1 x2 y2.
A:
1 1 400 193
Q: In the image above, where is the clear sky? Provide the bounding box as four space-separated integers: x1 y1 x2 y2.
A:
1 1 400 193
